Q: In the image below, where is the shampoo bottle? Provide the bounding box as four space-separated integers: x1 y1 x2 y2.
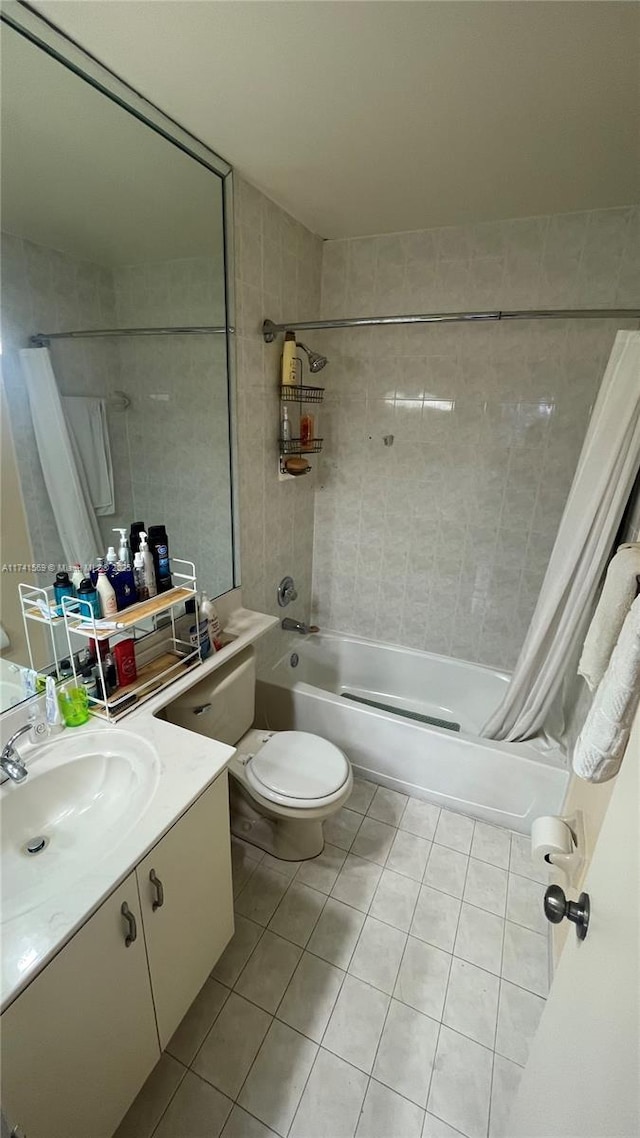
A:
281 405 292 443
96 566 118 617
139 532 157 598
71 563 84 592
201 592 223 651
147 524 172 593
112 561 137 609
281 331 298 388
133 551 149 601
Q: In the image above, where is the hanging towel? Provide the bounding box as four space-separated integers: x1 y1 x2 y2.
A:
63 395 115 516
578 543 640 692
572 595 640 782
19 347 102 568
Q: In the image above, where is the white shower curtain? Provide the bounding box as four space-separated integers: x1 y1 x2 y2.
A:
20 347 102 569
483 330 640 743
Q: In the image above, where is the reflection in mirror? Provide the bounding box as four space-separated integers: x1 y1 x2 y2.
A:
0 24 235 711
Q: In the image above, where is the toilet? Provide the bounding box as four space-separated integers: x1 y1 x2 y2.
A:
165 646 353 860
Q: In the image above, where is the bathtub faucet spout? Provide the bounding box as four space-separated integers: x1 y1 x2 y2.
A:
281 618 319 635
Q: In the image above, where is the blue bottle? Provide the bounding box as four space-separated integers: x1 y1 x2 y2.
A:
111 562 137 610
76 577 100 620
53 571 75 613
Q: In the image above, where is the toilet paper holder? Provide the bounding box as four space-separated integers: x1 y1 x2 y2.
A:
532 811 585 885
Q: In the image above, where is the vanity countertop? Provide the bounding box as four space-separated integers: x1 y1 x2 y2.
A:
0 606 278 1013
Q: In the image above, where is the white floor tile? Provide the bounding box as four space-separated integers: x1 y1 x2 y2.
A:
114 1054 186 1138
213 916 263 988
192 993 271 1100
470 823 511 870
235 865 290 926
324 807 363 851
153 1071 232 1138
454 903 504 975
506 872 547 934
290 1048 368 1138
238 1021 318 1137
373 999 439 1107
268 882 326 947
235 930 302 1013
411 885 461 954
367 785 410 826
509 833 548 885
502 922 549 997
489 1055 523 1138
260 853 303 881
348 778 377 815
307 897 366 969
348 915 407 994
496 979 545 1066
424 844 468 899
331 853 383 912
423 1113 465 1137
221 1105 278 1138
433 810 475 855
351 816 397 865
278 952 344 1043
166 976 229 1065
232 842 260 898
443 957 500 1048
463 859 508 917
386 829 431 880
295 843 346 894
427 1025 493 1138
232 836 264 864
400 798 441 842
356 1078 425 1138
323 974 390 1074
370 868 420 932
394 936 451 1021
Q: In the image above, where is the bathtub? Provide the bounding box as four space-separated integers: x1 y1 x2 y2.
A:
255 631 569 834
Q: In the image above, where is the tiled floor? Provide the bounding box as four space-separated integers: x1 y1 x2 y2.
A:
116 780 550 1138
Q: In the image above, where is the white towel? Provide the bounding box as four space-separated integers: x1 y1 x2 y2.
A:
578 543 640 691
573 595 640 782
62 396 115 516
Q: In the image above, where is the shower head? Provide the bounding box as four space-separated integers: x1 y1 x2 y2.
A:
298 341 328 373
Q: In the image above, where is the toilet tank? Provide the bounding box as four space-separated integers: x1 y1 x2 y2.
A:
165 646 256 745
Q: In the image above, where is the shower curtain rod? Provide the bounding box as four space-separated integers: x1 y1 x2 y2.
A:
30 324 230 346
262 308 640 341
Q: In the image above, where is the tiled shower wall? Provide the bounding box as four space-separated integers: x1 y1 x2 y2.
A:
233 177 322 646
312 206 640 669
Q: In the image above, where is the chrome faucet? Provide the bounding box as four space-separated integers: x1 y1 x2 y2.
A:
281 618 319 636
0 722 37 783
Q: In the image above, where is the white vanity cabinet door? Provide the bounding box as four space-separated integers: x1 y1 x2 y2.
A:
0 872 159 1138
137 769 234 1048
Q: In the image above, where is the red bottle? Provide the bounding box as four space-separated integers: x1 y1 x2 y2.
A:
113 637 137 687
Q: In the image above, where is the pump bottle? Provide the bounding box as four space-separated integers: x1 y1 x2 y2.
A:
138 532 157 598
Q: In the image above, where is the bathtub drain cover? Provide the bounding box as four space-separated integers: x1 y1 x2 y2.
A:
290 653 299 667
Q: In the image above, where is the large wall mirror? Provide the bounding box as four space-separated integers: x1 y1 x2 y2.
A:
0 16 236 712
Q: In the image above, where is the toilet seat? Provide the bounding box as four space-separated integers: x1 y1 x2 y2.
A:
245 731 350 809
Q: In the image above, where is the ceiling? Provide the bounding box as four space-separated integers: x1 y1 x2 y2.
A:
31 0 640 240
1 21 224 266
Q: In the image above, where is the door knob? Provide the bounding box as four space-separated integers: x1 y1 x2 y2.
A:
544 884 590 940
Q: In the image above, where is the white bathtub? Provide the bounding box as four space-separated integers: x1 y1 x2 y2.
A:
256 632 568 834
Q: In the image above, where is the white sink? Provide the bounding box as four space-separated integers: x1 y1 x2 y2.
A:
1 729 160 923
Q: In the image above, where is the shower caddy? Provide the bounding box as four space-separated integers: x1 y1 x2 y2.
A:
278 381 324 479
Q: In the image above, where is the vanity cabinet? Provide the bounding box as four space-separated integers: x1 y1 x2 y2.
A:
0 770 233 1138
0 873 158 1138
137 769 234 1048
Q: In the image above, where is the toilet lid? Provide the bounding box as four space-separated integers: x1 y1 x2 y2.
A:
249 731 349 801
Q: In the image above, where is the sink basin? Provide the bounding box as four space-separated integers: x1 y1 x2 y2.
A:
1 729 160 923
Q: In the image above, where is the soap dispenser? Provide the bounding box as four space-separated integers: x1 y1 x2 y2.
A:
113 527 132 568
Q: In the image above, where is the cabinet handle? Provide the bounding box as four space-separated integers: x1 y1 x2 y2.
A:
121 901 137 946
149 868 164 911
